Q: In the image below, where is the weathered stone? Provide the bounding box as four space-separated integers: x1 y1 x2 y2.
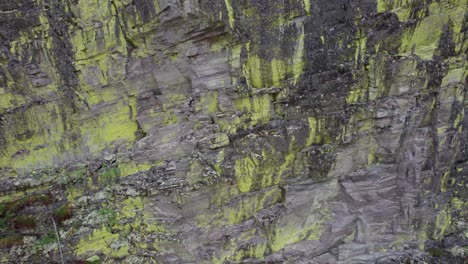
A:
0 0 466 263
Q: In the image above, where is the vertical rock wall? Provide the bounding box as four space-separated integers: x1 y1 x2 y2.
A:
0 0 466 263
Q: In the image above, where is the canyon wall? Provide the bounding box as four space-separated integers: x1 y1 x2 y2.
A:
0 0 466 263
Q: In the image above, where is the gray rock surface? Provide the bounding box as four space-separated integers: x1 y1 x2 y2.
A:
0 0 466 263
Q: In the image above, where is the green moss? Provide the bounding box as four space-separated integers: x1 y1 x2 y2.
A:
346 89 362 104
34 233 56 248
98 208 118 228
71 167 88 179
66 185 83 202
389 234 412 249
214 150 225 175
99 166 120 186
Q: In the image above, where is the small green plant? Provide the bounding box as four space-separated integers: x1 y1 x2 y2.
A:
34 232 56 249
70 167 88 180
100 166 120 186
98 208 117 228
0 217 8 230
0 204 6 216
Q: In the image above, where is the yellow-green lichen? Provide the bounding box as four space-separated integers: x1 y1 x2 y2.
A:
212 228 267 263
244 39 304 89
399 1 465 60
234 95 272 127
303 0 311 15
120 197 144 218
209 183 240 208
376 0 423 21
307 116 329 146
75 228 127 257
80 99 138 153
244 55 263 88
451 197 465 210
234 147 290 194
433 209 451 239
235 155 259 193
441 171 450 192
199 91 219 114
117 161 155 177
233 243 267 261
222 187 283 224
292 30 305 84
270 216 328 252
218 116 242 134
224 0 235 28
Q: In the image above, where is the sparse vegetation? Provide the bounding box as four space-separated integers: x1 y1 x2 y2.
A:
34 232 56 249
98 208 118 228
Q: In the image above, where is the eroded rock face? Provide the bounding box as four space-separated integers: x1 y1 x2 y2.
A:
0 0 466 263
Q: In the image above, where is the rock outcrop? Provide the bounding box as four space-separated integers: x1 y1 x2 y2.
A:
0 0 466 263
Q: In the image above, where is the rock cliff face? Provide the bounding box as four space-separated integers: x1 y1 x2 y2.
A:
0 0 467 263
